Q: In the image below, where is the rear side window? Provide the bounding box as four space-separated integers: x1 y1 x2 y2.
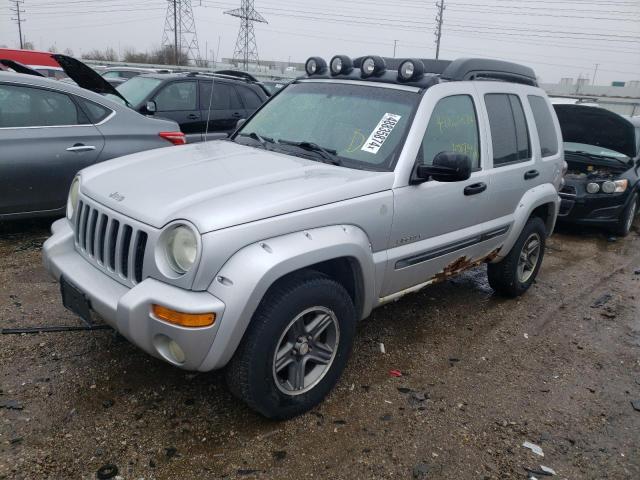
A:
237 86 263 110
0 84 87 128
485 93 531 166
528 96 559 157
420 94 480 168
199 81 243 110
78 98 112 124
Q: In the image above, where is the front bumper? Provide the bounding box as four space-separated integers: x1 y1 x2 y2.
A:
558 184 632 227
43 219 226 371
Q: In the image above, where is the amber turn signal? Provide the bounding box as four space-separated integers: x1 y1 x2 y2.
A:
152 305 215 328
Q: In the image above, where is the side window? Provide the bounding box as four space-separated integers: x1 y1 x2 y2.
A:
102 71 120 79
527 95 558 157
420 94 480 168
485 93 531 166
121 71 138 79
77 97 112 124
0 84 85 128
237 86 263 110
154 81 197 111
199 81 242 110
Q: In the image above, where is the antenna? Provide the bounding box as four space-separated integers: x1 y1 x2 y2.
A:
162 0 202 65
224 0 267 71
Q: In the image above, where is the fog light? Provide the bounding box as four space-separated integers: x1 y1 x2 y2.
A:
152 304 215 328
601 181 616 194
586 182 600 194
168 340 186 364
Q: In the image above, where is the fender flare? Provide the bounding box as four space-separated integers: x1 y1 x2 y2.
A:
198 224 376 371
496 183 560 260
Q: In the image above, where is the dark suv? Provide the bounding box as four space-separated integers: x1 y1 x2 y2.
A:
106 72 269 142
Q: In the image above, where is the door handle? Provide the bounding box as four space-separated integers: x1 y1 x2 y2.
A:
232 112 243 118
66 144 96 153
524 169 540 180
187 113 200 120
464 182 487 196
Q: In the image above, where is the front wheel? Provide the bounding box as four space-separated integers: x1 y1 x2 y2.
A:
488 217 547 297
226 270 357 419
612 193 638 237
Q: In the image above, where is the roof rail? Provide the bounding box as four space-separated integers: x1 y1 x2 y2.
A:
441 58 537 86
213 69 259 82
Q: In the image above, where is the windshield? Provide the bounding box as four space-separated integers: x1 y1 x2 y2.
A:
234 81 419 171
105 76 162 107
565 142 630 160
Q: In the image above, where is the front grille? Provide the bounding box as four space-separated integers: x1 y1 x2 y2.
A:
75 200 148 285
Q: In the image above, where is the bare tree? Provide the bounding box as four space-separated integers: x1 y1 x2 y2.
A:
84 48 118 62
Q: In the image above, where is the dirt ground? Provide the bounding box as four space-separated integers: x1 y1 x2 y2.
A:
1 217 639 480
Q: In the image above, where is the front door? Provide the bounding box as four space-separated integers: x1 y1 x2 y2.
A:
0 83 104 215
383 87 496 296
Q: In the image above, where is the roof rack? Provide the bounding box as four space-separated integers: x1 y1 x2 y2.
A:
441 58 537 86
213 69 259 82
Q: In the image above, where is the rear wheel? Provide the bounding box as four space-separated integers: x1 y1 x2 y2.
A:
226 270 357 419
488 217 546 297
612 193 638 237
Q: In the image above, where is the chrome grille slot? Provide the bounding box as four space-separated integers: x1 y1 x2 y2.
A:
73 198 150 287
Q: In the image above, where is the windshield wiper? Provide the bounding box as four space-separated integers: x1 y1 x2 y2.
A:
236 132 275 149
278 139 343 166
569 150 630 168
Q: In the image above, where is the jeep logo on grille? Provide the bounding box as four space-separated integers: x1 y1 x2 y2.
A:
109 192 125 202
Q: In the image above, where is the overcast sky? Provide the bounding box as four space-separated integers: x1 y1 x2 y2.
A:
1 0 639 84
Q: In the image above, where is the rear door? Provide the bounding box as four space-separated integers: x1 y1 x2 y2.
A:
0 82 104 215
152 80 201 134
236 84 265 117
474 84 540 245
199 80 245 138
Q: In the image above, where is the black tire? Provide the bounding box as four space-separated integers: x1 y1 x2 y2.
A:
226 270 357 419
612 193 638 237
487 216 546 298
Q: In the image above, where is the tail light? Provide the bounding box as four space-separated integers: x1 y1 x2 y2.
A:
159 132 187 145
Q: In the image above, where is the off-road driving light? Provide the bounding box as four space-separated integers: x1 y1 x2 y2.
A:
152 304 215 328
66 176 80 220
601 181 616 194
586 182 600 194
398 59 425 82
165 225 198 274
361 56 386 78
330 55 353 75
305 57 327 76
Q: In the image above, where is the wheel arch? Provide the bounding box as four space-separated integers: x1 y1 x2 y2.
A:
197 225 376 371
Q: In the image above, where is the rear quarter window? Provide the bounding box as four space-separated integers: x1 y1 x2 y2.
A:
78 98 112 124
528 95 559 157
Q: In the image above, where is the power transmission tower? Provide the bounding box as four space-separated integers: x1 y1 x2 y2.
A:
434 0 445 60
162 0 201 65
9 0 25 49
224 0 267 71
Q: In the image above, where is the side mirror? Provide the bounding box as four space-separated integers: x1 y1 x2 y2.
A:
415 152 472 183
236 118 246 129
145 101 157 114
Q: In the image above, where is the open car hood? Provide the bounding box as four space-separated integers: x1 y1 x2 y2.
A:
554 104 637 159
52 54 129 105
0 59 45 77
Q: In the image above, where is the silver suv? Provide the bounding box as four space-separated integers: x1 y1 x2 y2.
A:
43 55 563 419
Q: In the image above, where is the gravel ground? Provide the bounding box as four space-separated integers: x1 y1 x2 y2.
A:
1 218 639 480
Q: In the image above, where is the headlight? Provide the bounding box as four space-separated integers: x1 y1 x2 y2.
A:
165 225 198 274
66 177 80 220
586 182 600 194
601 181 616 194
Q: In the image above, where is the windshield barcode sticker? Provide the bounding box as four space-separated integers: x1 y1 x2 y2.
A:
361 113 402 154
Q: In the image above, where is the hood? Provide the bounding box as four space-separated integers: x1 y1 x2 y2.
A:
0 59 45 77
80 141 394 233
52 54 129 105
554 104 637 159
